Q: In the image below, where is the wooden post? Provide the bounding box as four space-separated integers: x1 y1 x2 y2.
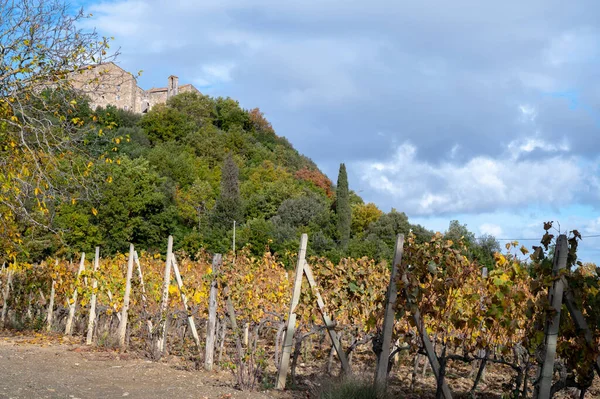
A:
303 262 351 374
46 279 56 331
375 234 404 387
65 253 85 335
276 234 308 390
1 269 13 326
205 253 222 371
562 276 600 376
535 235 568 399
171 255 201 351
133 250 153 338
402 273 453 399
224 283 246 384
276 235 308 388
118 244 135 349
243 323 250 346
86 247 100 345
155 235 174 358
106 290 122 322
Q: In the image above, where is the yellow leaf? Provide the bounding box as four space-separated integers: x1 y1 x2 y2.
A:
91 208 98 216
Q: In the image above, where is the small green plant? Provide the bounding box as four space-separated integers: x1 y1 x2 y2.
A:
97 331 119 349
314 378 388 399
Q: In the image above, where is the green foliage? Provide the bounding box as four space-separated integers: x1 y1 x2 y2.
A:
276 195 325 227
12 88 448 266
336 163 351 250
444 220 500 268
95 105 141 129
138 103 193 143
211 153 243 231
166 91 216 126
215 97 251 132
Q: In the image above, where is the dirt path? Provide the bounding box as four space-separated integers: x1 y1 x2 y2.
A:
0 334 289 399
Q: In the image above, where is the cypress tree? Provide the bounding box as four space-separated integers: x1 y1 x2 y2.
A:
210 153 243 230
336 163 351 249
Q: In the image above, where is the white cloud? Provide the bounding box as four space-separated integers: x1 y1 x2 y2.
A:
356 141 590 216
479 223 503 237
584 217 600 234
507 136 570 155
544 28 600 66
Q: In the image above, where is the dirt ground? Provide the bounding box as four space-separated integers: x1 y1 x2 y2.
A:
1 331 599 399
0 332 292 399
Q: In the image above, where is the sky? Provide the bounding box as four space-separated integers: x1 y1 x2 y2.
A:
81 0 600 261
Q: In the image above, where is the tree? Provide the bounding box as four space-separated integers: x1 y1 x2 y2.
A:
210 153 243 230
336 163 351 249
351 202 383 236
0 0 115 259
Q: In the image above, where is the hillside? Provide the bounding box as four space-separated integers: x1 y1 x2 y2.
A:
16 90 500 266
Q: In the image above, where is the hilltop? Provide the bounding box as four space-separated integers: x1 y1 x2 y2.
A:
17 90 498 266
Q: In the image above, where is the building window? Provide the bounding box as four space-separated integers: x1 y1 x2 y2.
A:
124 105 128 111
116 95 120 101
117 85 121 92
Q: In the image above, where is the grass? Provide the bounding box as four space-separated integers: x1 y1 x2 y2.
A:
314 377 389 399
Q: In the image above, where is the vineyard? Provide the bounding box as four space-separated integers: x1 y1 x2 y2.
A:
0 222 599 398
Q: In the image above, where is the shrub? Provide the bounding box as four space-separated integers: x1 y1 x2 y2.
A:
314 378 388 399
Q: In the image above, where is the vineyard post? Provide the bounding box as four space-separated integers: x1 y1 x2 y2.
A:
205 253 222 371
106 289 122 322
118 244 135 349
534 234 568 399
303 262 351 374
46 278 56 331
65 252 86 335
243 323 250 346
155 235 174 358
133 250 153 338
171 254 202 351
86 247 100 345
276 233 308 390
402 273 453 399
1 269 13 326
224 282 246 386
375 234 404 387
562 276 600 376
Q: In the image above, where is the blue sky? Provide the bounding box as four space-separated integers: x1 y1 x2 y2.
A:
81 0 600 261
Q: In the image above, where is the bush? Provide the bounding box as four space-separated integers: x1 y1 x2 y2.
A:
314 378 388 399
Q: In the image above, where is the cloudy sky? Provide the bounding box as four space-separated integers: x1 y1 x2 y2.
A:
82 0 600 261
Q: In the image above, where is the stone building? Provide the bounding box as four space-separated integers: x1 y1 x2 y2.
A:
69 62 199 113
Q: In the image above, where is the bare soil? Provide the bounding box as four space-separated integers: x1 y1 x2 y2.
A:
1 331 599 399
0 332 290 399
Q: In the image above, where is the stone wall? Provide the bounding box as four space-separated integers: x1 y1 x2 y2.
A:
70 63 137 111
69 62 199 113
